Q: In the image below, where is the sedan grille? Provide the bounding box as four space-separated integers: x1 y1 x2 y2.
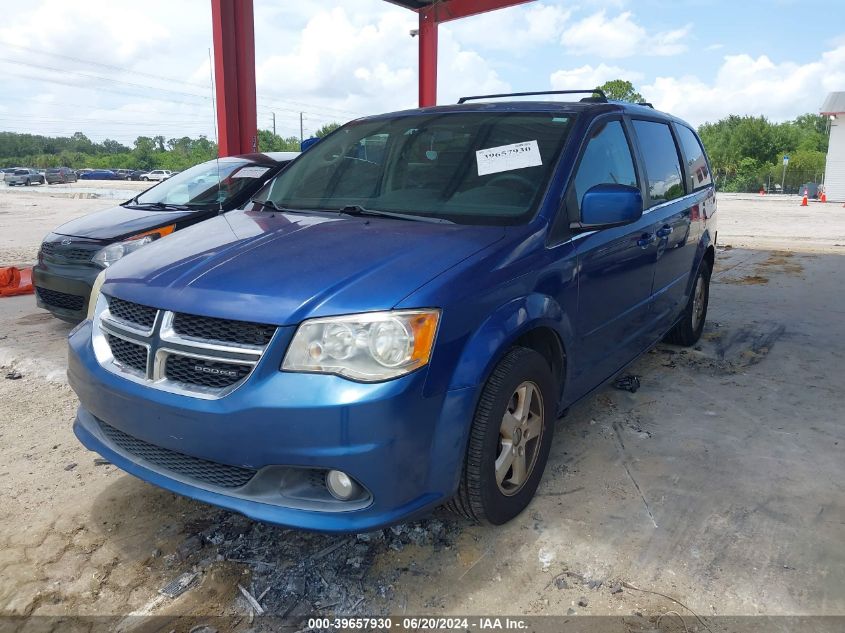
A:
40 241 97 264
36 287 85 312
98 420 257 488
172 312 276 347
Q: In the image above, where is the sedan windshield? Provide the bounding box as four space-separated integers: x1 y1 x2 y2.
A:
255 112 575 225
131 157 274 209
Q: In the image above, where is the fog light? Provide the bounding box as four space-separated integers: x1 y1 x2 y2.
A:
326 469 360 501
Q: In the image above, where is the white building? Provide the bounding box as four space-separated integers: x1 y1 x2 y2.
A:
822 92 845 202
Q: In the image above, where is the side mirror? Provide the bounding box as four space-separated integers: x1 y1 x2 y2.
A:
575 183 643 230
300 137 320 151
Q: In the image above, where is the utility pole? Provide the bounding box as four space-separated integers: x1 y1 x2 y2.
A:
272 112 276 136
299 112 304 143
781 155 789 193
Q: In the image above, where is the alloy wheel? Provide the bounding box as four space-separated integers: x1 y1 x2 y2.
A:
496 381 544 496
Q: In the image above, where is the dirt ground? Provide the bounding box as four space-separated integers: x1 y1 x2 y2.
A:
0 185 843 628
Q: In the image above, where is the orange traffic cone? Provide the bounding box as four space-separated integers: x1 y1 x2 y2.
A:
801 189 808 206
820 191 827 203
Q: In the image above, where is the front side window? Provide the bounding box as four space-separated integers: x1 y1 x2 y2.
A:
676 125 712 191
131 158 273 209
256 112 577 225
571 119 638 213
632 120 684 203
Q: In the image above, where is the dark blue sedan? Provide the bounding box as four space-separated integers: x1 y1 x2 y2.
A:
68 91 717 531
78 169 121 180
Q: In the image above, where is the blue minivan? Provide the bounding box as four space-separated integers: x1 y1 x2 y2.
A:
68 91 716 532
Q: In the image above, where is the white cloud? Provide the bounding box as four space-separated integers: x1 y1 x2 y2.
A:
255 6 509 132
560 11 692 58
643 44 845 125
550 63 643 91
446 3 572 53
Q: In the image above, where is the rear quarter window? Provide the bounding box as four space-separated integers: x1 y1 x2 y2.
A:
632 120 685 204
676 125 713 191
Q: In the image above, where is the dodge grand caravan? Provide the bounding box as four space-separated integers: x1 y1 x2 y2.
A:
68 91 716 532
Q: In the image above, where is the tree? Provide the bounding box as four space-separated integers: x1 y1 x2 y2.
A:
595 79 644 103
315 122 341 138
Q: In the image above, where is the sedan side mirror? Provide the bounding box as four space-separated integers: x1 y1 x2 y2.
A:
574 183 643 230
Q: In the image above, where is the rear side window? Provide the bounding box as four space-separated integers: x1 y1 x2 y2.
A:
572 119 637 211
676 125 712 191
632 120 684 203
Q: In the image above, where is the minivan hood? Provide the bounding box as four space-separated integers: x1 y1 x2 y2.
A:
104 209 505 325
54 204 204 241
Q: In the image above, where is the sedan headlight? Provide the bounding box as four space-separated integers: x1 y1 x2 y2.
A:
282 310 440 382
92 225 175 268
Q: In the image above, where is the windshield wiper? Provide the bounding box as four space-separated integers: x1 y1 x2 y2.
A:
251 199 309 214
338 204 452 224
124 201 192 211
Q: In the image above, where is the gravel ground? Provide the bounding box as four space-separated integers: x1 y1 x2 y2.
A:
0 187 843 628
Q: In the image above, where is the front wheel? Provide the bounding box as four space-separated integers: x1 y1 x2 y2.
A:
664 259 711 346
141 177 149 181
448 346 556 525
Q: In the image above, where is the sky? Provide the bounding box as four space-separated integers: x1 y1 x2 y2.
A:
0 0 843 145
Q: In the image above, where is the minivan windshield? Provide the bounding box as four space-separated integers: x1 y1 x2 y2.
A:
255 112 575 225
130 157 274 209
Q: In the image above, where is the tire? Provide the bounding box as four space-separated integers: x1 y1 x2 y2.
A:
141 177 149 181
24 179 31 186
448 346 556 525
664 259 711 346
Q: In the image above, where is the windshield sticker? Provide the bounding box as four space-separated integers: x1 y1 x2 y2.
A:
232 166 271 179
476 140 542 176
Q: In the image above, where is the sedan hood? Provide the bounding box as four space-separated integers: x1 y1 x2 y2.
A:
54 204 203 242
104 209 505 326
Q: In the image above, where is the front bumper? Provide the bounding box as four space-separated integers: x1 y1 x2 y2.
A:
68 320 478 532
32 262 99 322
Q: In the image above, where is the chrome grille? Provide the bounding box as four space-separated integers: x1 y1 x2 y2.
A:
106 334 148 373
172 312 276 346
108 297 157 330
98 420 257 488
164 355 252 389
94 295 275 399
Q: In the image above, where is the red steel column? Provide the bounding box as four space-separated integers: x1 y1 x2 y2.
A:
418 7 438 108
211 0 258 156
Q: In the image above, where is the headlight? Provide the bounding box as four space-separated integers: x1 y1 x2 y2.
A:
86 270 107 320
282 310 440 382
92 225 175 268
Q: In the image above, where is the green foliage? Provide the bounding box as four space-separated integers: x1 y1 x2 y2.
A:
314 122 341 138
595 79 644 103
0 131 217 171
698 113 830 192
257 129 301 152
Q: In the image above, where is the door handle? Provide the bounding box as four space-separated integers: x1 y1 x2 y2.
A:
637 233 656 248
656 225 673 238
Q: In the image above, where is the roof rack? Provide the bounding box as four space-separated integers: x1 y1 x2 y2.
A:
638 102 655 108
457 89 608 104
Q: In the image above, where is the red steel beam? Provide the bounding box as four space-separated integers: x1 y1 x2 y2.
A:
425 0 534 23
211 0 258 156
416 0 534 107
418 10 438 108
